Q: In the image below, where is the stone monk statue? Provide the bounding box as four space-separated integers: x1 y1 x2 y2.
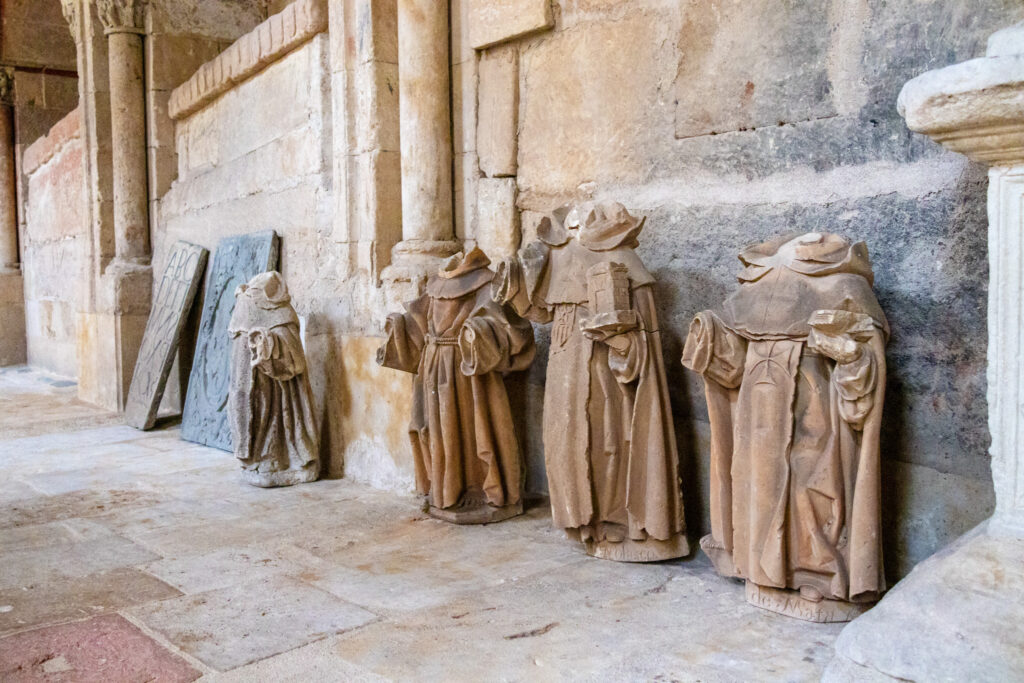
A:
493 202 689 562
377 247 536 524
682 232 888 622
228 271 320 487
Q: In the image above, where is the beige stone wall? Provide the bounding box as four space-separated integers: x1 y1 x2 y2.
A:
22 108 86 378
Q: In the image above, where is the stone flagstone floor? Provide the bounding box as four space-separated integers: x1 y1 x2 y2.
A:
0 367 843 681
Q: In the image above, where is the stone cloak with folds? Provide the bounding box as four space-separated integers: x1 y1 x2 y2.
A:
682 232 888 602
495 203 688 559
228 271 319 487
378 248 535 513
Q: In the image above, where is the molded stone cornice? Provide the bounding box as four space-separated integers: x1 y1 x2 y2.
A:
60 0 80 41
168 0 328 120
898 23 1024 167
97 0 146 34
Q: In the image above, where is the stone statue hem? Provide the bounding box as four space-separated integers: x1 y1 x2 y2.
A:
744 582 873 623
240 463 320 488
428 500 524 525
582 533 690 563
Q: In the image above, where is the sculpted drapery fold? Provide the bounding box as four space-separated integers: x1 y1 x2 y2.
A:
683 232 888 621
494 202 689 562
378 248 535 524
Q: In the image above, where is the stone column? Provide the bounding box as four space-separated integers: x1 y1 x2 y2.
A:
0 69 18 272
0 68 26 366
382 0 460 296
826 21 1024 682
98 0 149 265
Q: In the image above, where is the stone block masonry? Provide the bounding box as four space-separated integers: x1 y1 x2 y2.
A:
167 0 329 120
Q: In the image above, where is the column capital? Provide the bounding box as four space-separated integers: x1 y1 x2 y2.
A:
59 0 80 41
0 69 12 107
96 0 147 35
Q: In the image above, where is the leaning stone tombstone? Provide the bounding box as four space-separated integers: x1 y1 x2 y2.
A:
681 232 889 623
377 247 535 523
492 202 689 561
125 241 209 430
228 271 319 487
181 231 280 450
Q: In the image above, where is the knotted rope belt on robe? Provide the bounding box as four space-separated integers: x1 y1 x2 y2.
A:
425 334 459 346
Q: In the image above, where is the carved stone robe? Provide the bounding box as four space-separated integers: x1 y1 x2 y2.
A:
495 204 688 561
378 250 535 520
682 233 888 603
228 272 319 487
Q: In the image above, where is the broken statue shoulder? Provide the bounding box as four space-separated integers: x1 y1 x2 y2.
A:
377 247 536 524
682 232 888 622
228 271 320 487
493 202 689 562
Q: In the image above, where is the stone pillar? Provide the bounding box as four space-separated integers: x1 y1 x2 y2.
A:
382 0 460 298
98 0 149 264
826 21 1024 682
0 70 19 272
0 69 26 366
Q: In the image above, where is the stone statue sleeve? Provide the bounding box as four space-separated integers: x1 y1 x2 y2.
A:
253 325 306 382
832 340 879 431
458 299 537 376
491 243 554 325
376 295 428 374
681 311 746 388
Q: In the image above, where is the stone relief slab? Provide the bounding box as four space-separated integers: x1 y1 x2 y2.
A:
181 231 279 451
125 240 209 430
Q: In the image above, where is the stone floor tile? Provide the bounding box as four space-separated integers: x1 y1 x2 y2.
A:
0 567 182 636
143 546 309 594
1 530 160 590
0 487 164 528
199 635 390 683
0 614 201 683
128 576 378 672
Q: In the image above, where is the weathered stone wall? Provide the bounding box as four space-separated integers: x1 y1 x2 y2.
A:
458 0 1024 580
22 108 86 378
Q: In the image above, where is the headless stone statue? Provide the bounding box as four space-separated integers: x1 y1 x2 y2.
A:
228 271 320 487
377 247 536 524
682 232 889 622
493 202 689 562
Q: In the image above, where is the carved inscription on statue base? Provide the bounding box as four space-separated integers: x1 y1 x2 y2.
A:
745 583 871 623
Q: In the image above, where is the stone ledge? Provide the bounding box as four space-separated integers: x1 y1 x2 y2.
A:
168 0 328 121
23 107 81 176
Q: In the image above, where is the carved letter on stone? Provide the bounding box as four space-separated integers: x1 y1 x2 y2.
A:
228 272 319 487
493 202 690 561
181 231 279 451
125 240 208 430
681 232 889 622
378 247 535 524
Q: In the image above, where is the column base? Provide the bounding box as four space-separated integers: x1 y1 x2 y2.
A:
825 520 1024 681
380 239 461 306
0 269 26 366
77 261 152 411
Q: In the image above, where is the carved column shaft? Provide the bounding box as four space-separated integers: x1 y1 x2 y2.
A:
99 0 149 264
0 71 18 271
392 0 457 264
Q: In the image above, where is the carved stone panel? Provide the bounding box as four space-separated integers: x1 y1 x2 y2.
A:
181 231 279 451
125 240 208 430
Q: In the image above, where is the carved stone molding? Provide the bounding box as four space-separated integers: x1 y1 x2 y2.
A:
60 0 80 41
168 0 328 120
0 69 13 107
96 0 146 34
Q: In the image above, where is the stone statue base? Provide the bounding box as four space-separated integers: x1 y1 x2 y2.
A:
241 463 320 488
582 534 690 563
745 582 872 623
428 500 523 525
